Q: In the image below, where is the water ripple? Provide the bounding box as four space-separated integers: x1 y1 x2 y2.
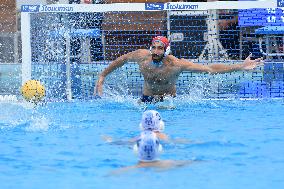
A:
185 140 246 149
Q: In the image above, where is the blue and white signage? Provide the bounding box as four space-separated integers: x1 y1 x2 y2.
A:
145 3 199 11
21 5 74 12
164 3 199 10
239 8 284 26
21 5 40 12
145 3 164 10
277 0 284 7
21 2 278 13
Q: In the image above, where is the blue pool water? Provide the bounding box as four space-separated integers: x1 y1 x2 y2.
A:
0 97 284 189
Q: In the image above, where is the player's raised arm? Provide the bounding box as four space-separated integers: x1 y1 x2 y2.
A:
94 49 146 96
177 54 263 74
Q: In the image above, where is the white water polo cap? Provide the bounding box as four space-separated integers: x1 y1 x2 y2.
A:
133 131 163 162
139 110 165 131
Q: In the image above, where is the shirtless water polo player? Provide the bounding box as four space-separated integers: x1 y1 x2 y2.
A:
95 36 263 103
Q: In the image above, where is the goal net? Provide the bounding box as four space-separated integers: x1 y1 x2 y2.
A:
20 1 284 100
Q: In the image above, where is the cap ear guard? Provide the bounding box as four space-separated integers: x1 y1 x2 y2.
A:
164 46 171 56
158 143 163 152
159 120 165 131
139 122 143 131
133 143 138 154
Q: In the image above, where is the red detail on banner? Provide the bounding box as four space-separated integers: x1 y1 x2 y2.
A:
83 0 92 4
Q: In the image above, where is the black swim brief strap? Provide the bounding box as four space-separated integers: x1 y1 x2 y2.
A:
141 95 164 103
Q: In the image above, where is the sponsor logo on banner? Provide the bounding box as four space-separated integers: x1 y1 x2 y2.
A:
40 5 74 12
145 3 164 10
21 5 40 12
278 0 284 7
165 3 199 10
170 33 184 42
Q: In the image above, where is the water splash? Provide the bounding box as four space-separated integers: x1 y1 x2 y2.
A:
25 115 50 132
0 95 18 102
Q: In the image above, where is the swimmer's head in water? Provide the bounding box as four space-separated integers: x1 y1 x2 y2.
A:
150 36 171 62
140 110 165 132
133 131 163 162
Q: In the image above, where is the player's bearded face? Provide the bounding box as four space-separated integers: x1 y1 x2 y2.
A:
151 41 165 62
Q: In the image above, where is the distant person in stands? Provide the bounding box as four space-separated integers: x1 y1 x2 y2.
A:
218 9 241 59
95 36 263 103
179 0 244 59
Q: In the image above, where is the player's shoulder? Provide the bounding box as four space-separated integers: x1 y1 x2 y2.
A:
166 55 181 64
166 54 177 60
135 49 150 55
123 49 150 60
169 56 194 65
128 49 150 60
